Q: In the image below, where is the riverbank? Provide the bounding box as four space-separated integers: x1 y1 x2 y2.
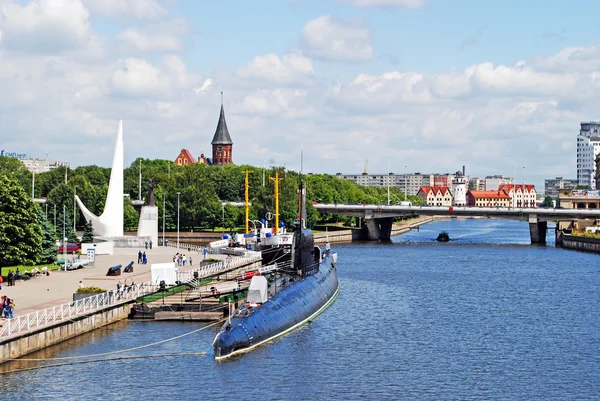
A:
556 232 600 253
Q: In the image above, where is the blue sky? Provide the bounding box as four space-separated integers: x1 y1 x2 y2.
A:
2 0 600 190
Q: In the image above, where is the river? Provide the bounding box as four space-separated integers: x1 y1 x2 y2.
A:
2 218 599 400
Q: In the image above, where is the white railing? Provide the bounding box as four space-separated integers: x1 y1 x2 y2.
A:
177 254 261 284
163 241 222 255
0 281 160 339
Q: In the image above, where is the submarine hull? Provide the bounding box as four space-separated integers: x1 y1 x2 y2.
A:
214 253 338 359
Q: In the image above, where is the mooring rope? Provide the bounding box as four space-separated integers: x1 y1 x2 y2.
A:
2 352 207 374
5 318 226 362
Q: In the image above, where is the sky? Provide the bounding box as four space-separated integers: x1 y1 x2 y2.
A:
2 0 600 189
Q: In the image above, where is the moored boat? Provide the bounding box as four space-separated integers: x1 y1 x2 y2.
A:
213 172 339 360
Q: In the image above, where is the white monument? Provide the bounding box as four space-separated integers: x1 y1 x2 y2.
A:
76 120 124 237
137 179 159 246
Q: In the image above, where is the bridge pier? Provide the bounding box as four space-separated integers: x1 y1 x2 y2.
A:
364 217 394 241
528 214 547 244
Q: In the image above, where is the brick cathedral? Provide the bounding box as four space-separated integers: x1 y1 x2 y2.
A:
174 100 233 166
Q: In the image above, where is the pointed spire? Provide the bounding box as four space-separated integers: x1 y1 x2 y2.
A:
211 99 233 145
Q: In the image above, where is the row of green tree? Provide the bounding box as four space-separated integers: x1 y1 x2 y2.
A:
0 156 420 235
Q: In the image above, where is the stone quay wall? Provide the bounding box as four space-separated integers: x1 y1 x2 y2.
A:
0 302 132 363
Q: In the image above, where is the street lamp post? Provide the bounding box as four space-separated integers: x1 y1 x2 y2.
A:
63 205 67 271
523 166 526 208
53 204 57 228
31 171 35 199
162 192 166 246
45 202 48 219
387 161 390 206
222 202 225 234
177 192 181 250
73 185 77 231
404 165 408 202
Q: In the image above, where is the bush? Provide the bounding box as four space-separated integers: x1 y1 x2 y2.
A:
76 286 106 294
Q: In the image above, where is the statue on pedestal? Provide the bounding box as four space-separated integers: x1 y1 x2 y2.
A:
147 179 155 206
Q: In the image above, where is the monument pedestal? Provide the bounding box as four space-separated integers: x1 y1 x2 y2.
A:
137 206 158 246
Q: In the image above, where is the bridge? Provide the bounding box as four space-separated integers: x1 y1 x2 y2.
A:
313 204 600 244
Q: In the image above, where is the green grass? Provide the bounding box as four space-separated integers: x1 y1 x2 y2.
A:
0 263 62 277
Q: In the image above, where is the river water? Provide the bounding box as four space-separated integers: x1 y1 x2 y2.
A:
2 219 599 400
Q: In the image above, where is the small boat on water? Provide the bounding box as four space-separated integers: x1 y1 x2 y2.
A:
436 231 450 242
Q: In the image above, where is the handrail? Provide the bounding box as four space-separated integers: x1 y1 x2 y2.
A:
0 281 160 339
177 254 261 284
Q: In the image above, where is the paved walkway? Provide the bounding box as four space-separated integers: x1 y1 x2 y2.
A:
0 246 223 317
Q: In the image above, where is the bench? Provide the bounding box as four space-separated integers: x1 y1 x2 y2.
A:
106 264 122 276
123 261 134 273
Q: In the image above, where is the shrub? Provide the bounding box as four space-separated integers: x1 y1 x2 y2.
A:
76 286 106 294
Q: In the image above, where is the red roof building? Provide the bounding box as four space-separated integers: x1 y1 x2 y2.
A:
417 186 453 206
497 184 537 208
174 149 195 166
466 189 511 207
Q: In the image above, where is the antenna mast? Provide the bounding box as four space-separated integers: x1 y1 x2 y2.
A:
363 159 368 175
270 171 283 234
245 169 251 233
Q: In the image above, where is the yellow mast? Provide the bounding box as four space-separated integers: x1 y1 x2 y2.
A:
269 171 283 234
245 169 251 234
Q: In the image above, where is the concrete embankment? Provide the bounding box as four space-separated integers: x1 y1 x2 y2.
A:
313 216 435 244
557 233 600 253
0 301 132 363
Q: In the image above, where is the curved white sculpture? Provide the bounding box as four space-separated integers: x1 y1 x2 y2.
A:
76 120 124 237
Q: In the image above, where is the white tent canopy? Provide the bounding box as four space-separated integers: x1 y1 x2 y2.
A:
247 275 268 304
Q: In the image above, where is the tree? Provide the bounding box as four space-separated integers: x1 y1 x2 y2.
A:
542 196 554 208
81 220 95 243
0 175 43 267
124 199 139 231
37 207 57 264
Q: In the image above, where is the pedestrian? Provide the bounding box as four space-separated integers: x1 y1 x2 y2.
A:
138 250 142 264
203 247 208 259
165 239 169 247
1 296 6 318
142 252 147 265
189 256 193 266
145 241 148 249
8 270 14 286
8 298 15 318
149 240 153 250
0 274 3 290
182 254 187 266
78 280 84 289
117 281 121 292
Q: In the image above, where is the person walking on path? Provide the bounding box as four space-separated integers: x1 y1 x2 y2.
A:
138 250 142 264
8 271 14 286
189 256 192 266
149 240 153 250
0 274 3 290
182 255 187 266
142 252 147 265
145 241 148 249
78 281 84 289
203 247 208 259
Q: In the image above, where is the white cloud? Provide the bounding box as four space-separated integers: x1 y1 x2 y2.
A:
339 0 425 8
301 16 373 61
109 56 201 97
117 29 182 53
237 52 315 85
83 0 168 21
2 0 600 190
0 0 90 52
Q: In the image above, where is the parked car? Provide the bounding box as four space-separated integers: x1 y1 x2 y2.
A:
58 242 80 254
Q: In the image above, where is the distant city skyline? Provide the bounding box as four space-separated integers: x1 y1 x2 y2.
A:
2 0 600 190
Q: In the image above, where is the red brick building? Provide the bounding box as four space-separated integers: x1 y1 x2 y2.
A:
174 149 196 166
211 104 233 165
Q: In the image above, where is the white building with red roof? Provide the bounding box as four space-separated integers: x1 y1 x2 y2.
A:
417 186 453 206
498 184 537 208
